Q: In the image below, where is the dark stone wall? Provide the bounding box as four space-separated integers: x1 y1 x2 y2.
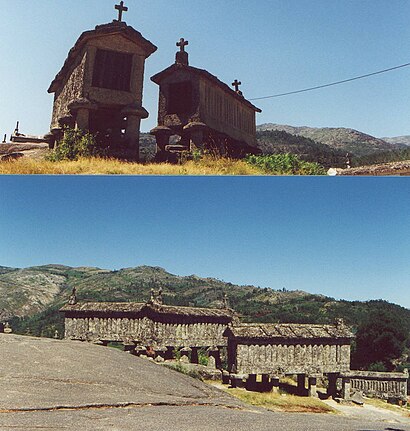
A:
51 51 87 129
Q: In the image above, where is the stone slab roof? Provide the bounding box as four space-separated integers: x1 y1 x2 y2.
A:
60 301 234 319
49 21 157 93
151 63 262 113
224 323 354 340
342 370 409 379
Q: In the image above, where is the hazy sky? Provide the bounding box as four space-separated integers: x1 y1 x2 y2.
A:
1 0 410 138
1 176 409 309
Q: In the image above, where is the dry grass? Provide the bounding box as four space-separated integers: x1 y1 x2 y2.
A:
224 388 337 414
0 156 265 176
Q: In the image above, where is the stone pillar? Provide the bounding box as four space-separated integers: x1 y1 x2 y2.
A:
246 374 257 391
342 377 351 400
231 374 246 388
327 373 339 398
150 126 172 161
308 377 318 398
3 322 12 334
261 374 272 392
190 347 199 364
75 108 90 131
179 347 192 363
222 370 230 385
297 374 306 395
68 98 96 132
135 345 148 358
207 346 220 369
122 105 149 162
123 343 136 354
183 122 207 152
271 376 280 393
155 347 167 362
124 113 141 159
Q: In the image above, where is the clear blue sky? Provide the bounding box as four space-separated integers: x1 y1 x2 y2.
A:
1 0 410 138
1 177 409 309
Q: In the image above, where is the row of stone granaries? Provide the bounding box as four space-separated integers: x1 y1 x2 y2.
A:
60 296 408 405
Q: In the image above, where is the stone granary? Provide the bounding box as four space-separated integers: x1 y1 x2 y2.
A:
60 290 235 364
59 292 408 402
47 2 156 160
150 39 262 161
223 321 354 396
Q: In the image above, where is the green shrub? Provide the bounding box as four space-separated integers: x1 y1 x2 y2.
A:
198 348 209 366
163 362 203 381
245 153 326 175
48 127 101 161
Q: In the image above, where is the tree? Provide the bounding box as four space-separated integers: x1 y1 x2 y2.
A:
352 309 408 371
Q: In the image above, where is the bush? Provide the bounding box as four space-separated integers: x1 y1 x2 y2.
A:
163 362 203 381
48 127 101 161
245 154 326 175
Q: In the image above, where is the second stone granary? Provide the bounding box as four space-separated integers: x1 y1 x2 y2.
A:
48 19 157 160
223 321 354 376
150 42 262 160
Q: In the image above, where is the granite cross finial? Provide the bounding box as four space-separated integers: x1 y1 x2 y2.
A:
115 1 128 22
68 287 77 305
232 79 242 93
177 38 189 52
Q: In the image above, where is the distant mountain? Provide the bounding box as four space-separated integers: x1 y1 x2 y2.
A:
257 124 401 157
2 265 410 341
256 130 346 168
382 136 410 147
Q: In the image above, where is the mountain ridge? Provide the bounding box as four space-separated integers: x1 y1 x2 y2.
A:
257 123 405 156
2 264 410 340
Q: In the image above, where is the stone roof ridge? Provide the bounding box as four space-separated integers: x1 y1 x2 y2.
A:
150 63 261 113
60 300 235 318
227 322 354 339
49 22 157 93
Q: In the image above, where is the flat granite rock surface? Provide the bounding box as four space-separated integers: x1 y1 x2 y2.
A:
0 143 49 160
1 334 410 431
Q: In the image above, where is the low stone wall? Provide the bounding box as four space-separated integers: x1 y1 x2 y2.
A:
341 370 408 403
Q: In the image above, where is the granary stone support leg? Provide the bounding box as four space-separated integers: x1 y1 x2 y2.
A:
342 377 351 400
271 376 280 393
297 374 306 395
190 347 199 364
76 107 91 131
246 374 257 391
150 126 172 161
154 347 167 362
308 377 318 398
183 122 207 152
261 374 272 392
122 105 149 162
179 347 192 364
327 373 339 398
207 346 220 369
125 114 141 160
68 98 96 132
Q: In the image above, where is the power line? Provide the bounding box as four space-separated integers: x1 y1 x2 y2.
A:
249 62 410 101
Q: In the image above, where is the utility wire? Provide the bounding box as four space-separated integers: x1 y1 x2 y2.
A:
249 62 410 101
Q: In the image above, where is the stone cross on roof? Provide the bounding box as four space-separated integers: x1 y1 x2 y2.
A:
232 79 244 97
177 38 189 52
175 38 189 66
232 79 242 92
115 1 128 22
